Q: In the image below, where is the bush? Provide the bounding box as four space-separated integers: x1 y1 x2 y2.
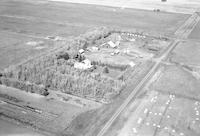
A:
57 52 70 60
103 67 109 73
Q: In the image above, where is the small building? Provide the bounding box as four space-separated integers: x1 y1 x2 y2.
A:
87 46 99 52
107 41 117 48
74 59 93 70
129 61 136 67
114 49 120 54
129 38 136 42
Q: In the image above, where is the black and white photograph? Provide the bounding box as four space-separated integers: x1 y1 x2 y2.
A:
0 0 200 136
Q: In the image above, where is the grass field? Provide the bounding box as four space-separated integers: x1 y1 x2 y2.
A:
115 91 200 136
0 15 90 37
0 85 95 134
0 119 45 136
0 31 57 70
169 41 200 66
189 21 200 40
151 65 200 100
50 0 200 14
0 0 189 36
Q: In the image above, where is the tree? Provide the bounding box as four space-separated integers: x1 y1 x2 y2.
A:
57 52 69 60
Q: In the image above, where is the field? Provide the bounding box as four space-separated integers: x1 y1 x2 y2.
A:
0 31 61 70
0 119 44 136
51 0 200 14
189 21 200 40
0 0 189 36
169 41 200 66
0 85 100 135
151 65 200 100
115 91 200 136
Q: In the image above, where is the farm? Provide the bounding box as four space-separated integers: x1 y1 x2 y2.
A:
0 0 198 136
0 24 170 135
0 0 189 71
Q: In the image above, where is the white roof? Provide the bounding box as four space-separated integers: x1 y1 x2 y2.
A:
79 49 85 54
107 41 117 48
74 59 93 70
129 62 136 67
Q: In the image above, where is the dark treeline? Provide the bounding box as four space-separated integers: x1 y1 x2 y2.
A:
0 77 48 96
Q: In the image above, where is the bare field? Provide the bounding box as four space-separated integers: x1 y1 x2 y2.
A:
169 41 200 66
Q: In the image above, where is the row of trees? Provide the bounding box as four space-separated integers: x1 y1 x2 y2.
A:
0 77 49 96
